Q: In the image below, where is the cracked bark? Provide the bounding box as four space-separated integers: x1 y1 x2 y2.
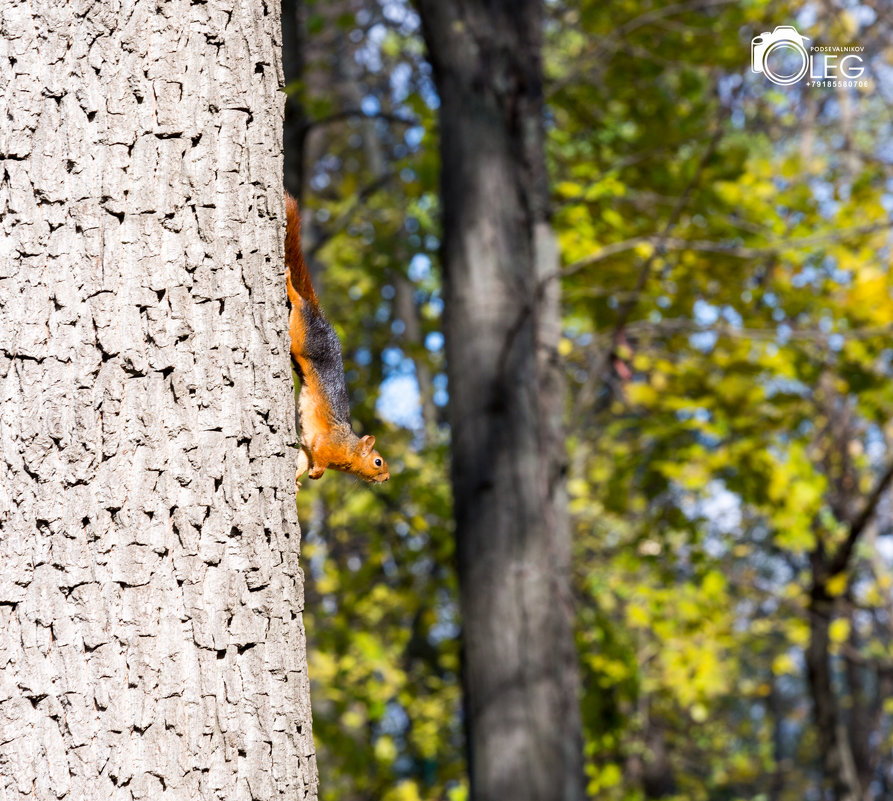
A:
0 1 318 798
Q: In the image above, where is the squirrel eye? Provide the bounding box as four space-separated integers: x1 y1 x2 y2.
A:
374 458 382 467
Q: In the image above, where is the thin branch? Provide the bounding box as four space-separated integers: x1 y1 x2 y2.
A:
611 0 741 38
829 458 893 576
560 221 893 278
561 237 654 275
614 318 893 343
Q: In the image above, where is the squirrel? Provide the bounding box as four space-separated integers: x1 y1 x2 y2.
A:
284 193 390 487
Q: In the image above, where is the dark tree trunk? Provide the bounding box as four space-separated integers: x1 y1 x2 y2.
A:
414 3 585 801
807 556 862 801
641 717 676 799
281 0 307 197
768 677 787 801
844 621 874 795
806 376 893 801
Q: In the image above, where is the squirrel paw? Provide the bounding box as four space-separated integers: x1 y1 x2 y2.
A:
296 448 309 476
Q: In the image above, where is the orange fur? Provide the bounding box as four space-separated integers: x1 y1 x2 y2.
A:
285 193 319 310
285 193 389 487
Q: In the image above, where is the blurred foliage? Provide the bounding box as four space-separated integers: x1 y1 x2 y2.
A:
285 0 893 799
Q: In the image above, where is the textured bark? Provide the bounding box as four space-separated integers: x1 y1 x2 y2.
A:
0 1 318 799
415 3 585 800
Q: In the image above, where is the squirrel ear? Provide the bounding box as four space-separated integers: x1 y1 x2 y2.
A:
359 435 375 456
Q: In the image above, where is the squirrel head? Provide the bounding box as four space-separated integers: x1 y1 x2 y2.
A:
353 435 389 483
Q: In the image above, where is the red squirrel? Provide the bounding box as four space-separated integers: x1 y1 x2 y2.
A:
285 193 389 487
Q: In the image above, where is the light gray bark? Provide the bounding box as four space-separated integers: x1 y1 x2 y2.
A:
0 1 318 799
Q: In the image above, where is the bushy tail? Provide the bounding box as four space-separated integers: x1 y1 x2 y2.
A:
285 193 320 309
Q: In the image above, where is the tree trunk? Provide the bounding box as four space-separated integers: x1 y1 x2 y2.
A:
844 619 874 797
807 559 861 801
768 677 788 801
282 0 307 197
0 2 318 799
414 3 585 801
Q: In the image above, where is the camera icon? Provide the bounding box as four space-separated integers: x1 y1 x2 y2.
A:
751 25 810 85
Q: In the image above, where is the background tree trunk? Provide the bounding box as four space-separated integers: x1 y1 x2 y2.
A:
0 2 318 798
282 0 307 197
414 2 585 800
806 585 862 801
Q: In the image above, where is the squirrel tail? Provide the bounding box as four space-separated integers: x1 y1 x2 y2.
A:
285 193 320 309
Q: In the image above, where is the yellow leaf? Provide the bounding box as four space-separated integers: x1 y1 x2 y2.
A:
600 763 622 788
634 241 655 259
772 653 797 676
826 573 848 597
374 735 398 764
588 763 622 793
343 708 365 730
602 208 624 228
829 618 851 644
627 603 649 627
626 383 658 406
567 478 588 498
702 570 726 599
788 620 810 647
555 181 581 198
447 785 469 801
383 780 422 801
